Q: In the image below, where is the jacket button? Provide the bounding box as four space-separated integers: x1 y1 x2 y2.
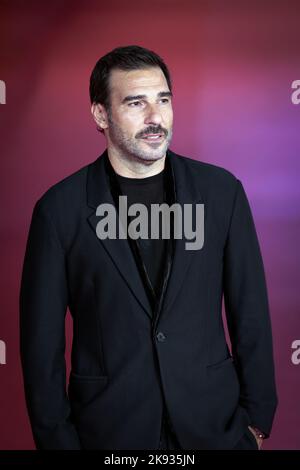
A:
156 332 166 342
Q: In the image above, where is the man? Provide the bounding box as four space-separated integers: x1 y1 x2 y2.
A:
19 45 278 450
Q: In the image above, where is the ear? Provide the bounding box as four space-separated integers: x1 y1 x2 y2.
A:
91 103 109 131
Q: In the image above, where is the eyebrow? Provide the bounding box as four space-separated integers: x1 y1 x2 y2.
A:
121 91 173 104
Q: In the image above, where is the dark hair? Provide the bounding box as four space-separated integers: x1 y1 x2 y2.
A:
89 45 172 110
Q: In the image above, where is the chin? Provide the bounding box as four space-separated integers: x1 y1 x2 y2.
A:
138 151 166 162
137 144 169 160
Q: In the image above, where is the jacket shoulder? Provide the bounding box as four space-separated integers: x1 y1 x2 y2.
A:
33 160 92 214
174 152 238 183
170 151 239 198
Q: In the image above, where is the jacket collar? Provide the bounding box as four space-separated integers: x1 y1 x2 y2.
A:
86 148 203 320
87 147 201 209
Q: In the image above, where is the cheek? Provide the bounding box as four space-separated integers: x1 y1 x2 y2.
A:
163 108 173 125
124 115 145 136
164 116 173 131
114 114 140 135
121 110 142 125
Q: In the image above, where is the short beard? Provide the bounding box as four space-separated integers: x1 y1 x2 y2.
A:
106 108 172 164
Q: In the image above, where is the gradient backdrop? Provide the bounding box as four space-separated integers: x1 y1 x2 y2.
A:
0 0 299 450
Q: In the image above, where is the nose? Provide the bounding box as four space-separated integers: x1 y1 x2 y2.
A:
144 103 162 126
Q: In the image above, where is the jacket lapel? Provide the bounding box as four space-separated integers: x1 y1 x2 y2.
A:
87 149 153 318
158 150 203 317
86 148 203 321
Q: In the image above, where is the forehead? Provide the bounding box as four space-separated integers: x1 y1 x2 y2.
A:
109 67 169 100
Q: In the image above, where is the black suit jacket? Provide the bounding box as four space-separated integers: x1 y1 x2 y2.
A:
19 148 278 449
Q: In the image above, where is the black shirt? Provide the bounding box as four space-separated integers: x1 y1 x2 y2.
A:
104 154 180 449
114 168 167 301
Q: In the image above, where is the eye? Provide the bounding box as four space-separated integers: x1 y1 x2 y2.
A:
160 98 170 104
128 101 142 107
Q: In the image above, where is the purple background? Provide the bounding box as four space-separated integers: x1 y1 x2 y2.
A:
0 0 299 449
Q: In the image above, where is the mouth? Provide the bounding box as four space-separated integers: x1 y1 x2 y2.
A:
140 133 165 143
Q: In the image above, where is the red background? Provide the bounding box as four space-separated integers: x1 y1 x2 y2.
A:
0 0 299 449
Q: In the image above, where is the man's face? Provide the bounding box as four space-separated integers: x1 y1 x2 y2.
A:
105 66 173 163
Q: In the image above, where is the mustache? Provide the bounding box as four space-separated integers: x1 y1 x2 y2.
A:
137 126 168 138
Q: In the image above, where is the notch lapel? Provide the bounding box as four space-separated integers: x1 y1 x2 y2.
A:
86 148 204 322
158 150 204 317
86 149 153 318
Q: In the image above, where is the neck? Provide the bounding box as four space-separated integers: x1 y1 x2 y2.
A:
106 147 166 179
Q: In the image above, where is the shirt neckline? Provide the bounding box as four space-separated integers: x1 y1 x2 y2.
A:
113 167 165 185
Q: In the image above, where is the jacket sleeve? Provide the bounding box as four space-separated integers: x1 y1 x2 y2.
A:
223 179 278 438
19 201 82 449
